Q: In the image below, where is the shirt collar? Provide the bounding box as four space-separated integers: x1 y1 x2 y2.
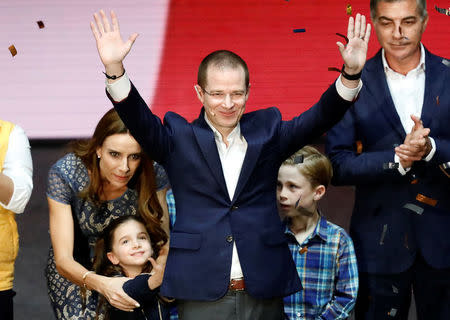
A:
382 43 426 79
204 111 242 143
284 214 328 243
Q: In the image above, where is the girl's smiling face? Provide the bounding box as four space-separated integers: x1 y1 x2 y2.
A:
107 219 153 276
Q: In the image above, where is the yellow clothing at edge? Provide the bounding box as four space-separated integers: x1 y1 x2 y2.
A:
0 120 19 291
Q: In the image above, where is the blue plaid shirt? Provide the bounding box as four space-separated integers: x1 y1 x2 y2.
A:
167 188 176 227
283 215 358 320
166 189 179 320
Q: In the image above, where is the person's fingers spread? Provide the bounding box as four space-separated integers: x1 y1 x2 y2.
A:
336 42 345 57
93 12 104 35
347 16 354 39
111 10 120 32
360 15 366 39
354 13 361 38
364 24 371 43
125 33 139 52
100 9 112 33
90 22 100 41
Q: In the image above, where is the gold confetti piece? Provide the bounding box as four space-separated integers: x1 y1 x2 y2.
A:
299 246 308 254
346 4 352 16
356 140 363 154
436 96 440 105
328 67 342 73
410 179 418 184
416 193 437 207
8 45 17 57
37 20 45 29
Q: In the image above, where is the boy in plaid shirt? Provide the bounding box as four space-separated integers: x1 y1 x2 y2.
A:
277 146 358 319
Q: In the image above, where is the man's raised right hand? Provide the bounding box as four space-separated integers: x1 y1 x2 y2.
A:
90 10 138 77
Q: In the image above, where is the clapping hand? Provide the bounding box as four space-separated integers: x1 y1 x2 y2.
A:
395 115 431 169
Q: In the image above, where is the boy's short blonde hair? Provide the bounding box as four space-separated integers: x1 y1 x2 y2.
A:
282 146 333 188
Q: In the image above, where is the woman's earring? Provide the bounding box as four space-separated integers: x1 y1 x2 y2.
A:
97 154 100 159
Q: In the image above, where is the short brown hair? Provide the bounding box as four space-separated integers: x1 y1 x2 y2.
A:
197 50 249 90
283 146 333 188
370 0 427 20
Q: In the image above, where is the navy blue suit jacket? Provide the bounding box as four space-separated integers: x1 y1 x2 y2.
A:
326 48 450 274
111 80 353 300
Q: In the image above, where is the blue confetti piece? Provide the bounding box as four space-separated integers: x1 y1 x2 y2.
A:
293 155 303 164
293 28 306 33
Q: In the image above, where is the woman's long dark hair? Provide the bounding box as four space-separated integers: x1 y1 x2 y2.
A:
71 108 168 248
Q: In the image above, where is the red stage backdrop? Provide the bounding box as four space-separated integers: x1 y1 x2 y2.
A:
151 0 449 121
1 0 448 138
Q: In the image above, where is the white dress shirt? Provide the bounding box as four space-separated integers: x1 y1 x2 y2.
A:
382 44 436 175
204 114 247 279
0 124 33 214
106 73 361 280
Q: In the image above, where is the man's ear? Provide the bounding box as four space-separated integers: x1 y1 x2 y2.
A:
194 85 204 104
313 185 326 201
422 14 429 33
107 252 120 265
244 83 251 103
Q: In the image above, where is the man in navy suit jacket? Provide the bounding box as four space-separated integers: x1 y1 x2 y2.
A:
326 0 450 319
91 10 371 320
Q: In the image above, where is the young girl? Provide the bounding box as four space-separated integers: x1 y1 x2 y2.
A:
94 215 171 320
277 146 358 319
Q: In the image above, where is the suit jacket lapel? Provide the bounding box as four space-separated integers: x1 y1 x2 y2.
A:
232 114 263 203
421 48 445 130
366 51 406 138
192 109 229 197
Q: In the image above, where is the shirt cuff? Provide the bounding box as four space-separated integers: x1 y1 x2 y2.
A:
0 181 32 214
335 74 363 101
394 154 410 176
423 137 436 162
105 72 131 102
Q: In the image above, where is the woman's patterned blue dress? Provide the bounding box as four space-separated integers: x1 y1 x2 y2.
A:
45 153 168 319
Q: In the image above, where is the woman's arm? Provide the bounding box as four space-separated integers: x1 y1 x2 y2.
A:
48 197 140 311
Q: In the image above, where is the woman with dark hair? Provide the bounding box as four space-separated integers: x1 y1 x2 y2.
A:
45 108 170 319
